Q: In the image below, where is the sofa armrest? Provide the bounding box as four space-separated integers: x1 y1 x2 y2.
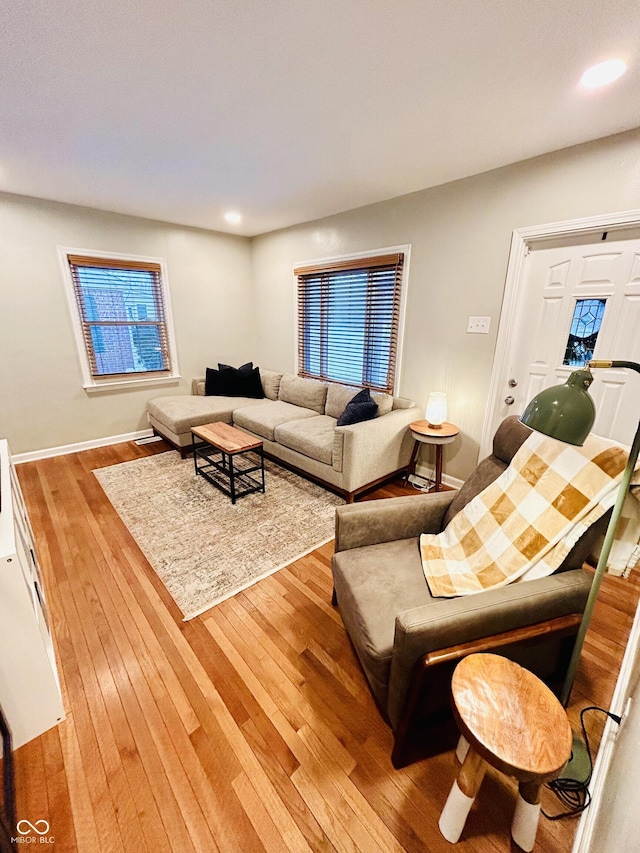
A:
334 492 455 552
386 568 592 729
338 405 423 492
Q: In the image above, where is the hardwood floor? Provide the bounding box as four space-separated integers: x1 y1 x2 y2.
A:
10 440 639 852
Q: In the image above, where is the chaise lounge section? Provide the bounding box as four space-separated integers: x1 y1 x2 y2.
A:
147 369 422 502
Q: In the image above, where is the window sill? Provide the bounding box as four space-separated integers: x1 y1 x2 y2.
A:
83 375 182 395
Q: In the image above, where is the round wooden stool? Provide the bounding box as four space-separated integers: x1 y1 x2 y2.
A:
439 653 572 851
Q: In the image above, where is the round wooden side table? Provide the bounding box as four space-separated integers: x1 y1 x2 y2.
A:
439 653 572 851
407 420 459 492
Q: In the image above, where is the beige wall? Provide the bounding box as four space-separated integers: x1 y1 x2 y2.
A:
0 193 254 454
2 129 639 469
251 129 640 479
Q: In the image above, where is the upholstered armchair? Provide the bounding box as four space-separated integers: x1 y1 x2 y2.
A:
331 416 603 767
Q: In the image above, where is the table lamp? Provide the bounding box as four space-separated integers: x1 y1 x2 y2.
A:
519 359 640 705
426 392 448 428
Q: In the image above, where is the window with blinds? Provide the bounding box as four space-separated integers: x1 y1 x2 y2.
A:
295 252 404 394
65 254 173 379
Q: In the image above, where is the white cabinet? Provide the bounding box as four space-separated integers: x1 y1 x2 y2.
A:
0 439 64 749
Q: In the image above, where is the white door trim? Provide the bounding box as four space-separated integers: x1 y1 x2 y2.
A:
480 208 640 459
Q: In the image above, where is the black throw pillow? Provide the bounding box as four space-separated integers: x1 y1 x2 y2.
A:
205 363 264 398
234 365 264 398
218 361 253 374
336 388 378 426
205 366 234 396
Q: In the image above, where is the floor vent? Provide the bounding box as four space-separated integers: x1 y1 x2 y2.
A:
134 435 164 446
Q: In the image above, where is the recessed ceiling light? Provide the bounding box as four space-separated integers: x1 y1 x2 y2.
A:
224 212 242 225
580 58 627 89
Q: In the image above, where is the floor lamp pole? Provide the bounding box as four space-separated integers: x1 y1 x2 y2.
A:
560 360 640 706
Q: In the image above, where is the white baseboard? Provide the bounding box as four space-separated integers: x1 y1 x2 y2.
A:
442 473 464 490
12 428 155 464
414 462 463 491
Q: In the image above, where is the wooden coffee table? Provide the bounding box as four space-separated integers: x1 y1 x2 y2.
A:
191 422 265 504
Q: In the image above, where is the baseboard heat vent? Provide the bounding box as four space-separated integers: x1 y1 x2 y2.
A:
135 435 164 446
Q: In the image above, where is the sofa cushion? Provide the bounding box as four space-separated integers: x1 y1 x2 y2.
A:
371 391 394 416
278 374 328 414
337 388 378 426
233 400 319 442
205 364 264 398
274 415 337 465
260 369 283 401
148 395 270 435
325 383 394 419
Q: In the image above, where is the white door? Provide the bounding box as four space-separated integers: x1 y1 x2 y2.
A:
483 223 640 456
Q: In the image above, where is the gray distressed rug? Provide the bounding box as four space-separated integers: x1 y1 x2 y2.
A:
94 452 343 620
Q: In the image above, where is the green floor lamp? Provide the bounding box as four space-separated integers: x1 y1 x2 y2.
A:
519 359 640 706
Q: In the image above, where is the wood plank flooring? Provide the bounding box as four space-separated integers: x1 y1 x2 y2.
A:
9 439 639 852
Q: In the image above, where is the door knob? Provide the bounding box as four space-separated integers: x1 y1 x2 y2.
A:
508 378 518 388
504 396 515 405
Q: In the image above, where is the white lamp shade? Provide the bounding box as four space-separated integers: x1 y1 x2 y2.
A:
426 392 447 426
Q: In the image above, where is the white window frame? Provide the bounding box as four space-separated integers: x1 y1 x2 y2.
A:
58 247 180 393
293 244 411 395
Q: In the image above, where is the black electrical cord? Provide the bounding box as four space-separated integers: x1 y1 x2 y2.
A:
543 705 622 820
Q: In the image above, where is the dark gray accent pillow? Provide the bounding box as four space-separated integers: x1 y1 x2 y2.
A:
337 388 378 426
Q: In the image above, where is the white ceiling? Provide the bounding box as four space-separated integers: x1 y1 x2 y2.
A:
2 0 639 237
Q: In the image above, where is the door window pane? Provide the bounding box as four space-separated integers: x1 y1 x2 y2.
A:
563 298 606 366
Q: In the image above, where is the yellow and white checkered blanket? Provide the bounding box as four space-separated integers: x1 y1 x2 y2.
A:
420 430 639 598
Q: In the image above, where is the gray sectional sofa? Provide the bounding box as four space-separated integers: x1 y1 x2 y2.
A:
147 369 422 501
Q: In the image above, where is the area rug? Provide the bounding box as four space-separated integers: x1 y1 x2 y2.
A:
94 452 343 620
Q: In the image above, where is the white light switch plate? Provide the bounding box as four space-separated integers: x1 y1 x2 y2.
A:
467 315 491 334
